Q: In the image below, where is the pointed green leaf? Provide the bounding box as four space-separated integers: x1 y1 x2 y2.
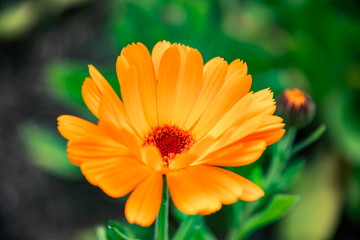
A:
238 194 300 239
173 215 202 240
292 124 326 156
106 221 138 240
190 220 217 240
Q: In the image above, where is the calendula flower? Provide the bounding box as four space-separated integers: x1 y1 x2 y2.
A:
57 41 285 226
276 88 315 128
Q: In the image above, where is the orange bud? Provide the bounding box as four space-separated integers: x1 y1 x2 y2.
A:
276 88 315 128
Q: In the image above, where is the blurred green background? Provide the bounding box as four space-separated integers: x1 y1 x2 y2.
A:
0 0 360 239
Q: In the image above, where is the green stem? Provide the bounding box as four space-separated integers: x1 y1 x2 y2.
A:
265 127 296 187
155 176 169 240
292 124 326 156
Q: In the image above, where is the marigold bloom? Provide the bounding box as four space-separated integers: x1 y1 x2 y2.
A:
276 88 315 128
57 41 285 226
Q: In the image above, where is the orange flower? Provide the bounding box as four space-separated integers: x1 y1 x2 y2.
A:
57 41 285 226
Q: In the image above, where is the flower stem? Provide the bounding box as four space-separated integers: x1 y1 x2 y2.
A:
265 127 297 188
155 175 169 240
292 124 326 156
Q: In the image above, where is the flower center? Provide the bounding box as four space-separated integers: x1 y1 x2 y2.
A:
143 125 194 165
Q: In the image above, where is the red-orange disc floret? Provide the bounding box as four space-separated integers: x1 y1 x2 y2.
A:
143 125 194 166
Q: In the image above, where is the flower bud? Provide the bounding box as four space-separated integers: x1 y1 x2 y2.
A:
276 88 315 128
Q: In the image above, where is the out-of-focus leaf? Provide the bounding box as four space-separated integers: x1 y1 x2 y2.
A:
44 60 90 109
0 0 91 41
347 167 360 220
18 122 82 179
249 166 265 189
44 60 121 111
277 154 342 240
191 219 217 240
0 1 39 40
277 160 304 191
123 222 153 240
106 221 138 240
96 226 107 240
238 194 300 239
323 90 360 164
72 226 102 240
173 215 202 240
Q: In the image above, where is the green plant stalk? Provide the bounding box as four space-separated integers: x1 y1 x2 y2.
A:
292 124 326 156
155 176 169 240
266 127 297 188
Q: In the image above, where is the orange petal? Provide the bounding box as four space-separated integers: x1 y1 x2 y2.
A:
192 60 251 137
251 88 276 115
207 89 276 141
236 175 265 201
67 141 130 160
81 159 153 198
141 146 163 171
210 115 264 152
98 92 137 138
183 57 228 132
82 78 102 117
170 136 215 169
120 43 158 127
116 55 130 84
157 46 181 125
206 93 254 138
193 140 266 166
125 173 163 226
58 115 101 141
166 168 222 215
174 48 204 127
119 66 149 137
99 120 142 159
242 115 285 145
189 166 263 202
186 165 243 205
88 65 123 106
152 40 172 78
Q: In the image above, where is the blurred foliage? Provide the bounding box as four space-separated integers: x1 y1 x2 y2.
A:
2 0 358 239
18 122 82 179
0 0 91 40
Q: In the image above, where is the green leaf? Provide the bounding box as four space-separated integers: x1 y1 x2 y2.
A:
191 219 217 240
44 60 90 109
238 194 300 239
96 226 107 240
0 1 39 40
18 122 81 179
106 221 138 240
44 60 121 111
173 215 202 240
277 160 305 190
249 166 265 189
